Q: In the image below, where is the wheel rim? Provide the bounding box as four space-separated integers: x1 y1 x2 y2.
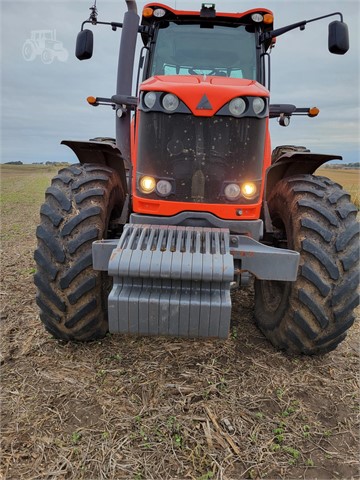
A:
42 49 53 64
260 280 288 313
23 44 34 60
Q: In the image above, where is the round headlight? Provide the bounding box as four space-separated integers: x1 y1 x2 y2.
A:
224 183 241 201
144 91 157 109
162 93 179 112
156 180 172 197
242 182 257 199
153 8 166 17
139 176 156 194
229 98 246 117
253 97 265 115
251 13 263 23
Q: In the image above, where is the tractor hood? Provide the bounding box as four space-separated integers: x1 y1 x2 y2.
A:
135 75 270 218
140 75 269 117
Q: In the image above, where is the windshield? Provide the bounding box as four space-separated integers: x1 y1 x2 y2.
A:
150 22 257 80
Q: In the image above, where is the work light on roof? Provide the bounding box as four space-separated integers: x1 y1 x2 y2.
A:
200 3 216 18
153 8 166 18
251 13 264 23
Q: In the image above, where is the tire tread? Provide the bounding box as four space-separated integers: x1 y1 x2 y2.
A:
255 173 359 355
34 163 125 341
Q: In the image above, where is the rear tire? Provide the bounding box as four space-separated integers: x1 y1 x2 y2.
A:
271 145 310 163
22 41 36 61
34 163 125 340
255 174 359 354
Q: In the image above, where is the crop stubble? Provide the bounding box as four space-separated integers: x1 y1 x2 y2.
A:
1 165 359 479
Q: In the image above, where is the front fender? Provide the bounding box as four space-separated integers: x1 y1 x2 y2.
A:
265 151 342 199
61 139 128 194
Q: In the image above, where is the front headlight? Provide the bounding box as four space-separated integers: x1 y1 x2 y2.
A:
224 183 241 201
228 98 246 117
156 179 172 197
162 93 179 112
139 175 156 194
252 97 265 115
241 182 257 199
144 91 157 109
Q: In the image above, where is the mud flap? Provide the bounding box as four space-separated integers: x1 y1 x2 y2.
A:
107 224 234 338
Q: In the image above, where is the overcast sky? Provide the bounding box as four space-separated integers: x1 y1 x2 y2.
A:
1 0 359 164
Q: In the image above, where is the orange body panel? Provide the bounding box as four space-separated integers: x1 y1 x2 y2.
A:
131 78 272 220
141 76 269 117
143 3 273 22
132 197 263 220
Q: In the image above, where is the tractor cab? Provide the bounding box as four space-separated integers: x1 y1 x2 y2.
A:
140 4 274 83
132 4 275 221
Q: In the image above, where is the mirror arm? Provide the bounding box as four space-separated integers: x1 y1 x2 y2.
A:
260 12 344 43
307 12 344 23
80 19 150 34
260 21 307 43
81 19 124 31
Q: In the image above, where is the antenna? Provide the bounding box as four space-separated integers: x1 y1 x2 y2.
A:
89 1 98 24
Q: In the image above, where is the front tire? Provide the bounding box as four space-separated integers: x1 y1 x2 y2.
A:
34 164 125 340
41 48 54 64
255 174 359 354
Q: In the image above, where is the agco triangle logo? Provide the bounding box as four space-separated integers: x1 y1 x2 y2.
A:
196 94 213 110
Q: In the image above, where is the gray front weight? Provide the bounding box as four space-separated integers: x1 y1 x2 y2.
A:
92 224 300 338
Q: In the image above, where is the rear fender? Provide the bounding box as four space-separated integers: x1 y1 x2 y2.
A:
61 140 128 194
265 151 342 199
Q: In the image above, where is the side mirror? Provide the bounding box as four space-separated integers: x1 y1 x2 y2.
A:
75 29 94 60
328 21 349 55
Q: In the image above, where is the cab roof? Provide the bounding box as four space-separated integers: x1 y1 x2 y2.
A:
142 3 274 30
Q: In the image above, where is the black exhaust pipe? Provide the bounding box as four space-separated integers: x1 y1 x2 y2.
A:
116 0 139 165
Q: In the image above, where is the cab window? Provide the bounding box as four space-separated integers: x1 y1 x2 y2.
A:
150 22 257 80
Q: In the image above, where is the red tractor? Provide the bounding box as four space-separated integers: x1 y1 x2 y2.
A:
34 1 359 354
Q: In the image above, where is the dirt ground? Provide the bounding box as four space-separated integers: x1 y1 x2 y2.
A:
1 166 359 480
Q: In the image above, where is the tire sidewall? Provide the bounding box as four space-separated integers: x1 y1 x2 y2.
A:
35 163 126 341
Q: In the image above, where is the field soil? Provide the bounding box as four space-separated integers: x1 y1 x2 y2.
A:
1 165 359 479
